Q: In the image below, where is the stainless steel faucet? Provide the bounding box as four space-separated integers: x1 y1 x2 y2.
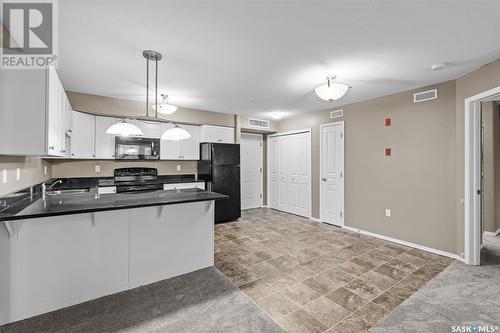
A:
42 179 62 199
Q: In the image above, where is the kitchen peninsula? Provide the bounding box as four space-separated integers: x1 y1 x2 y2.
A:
0 174 227 325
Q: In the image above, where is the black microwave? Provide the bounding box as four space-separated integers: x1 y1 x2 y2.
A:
115 137 160 160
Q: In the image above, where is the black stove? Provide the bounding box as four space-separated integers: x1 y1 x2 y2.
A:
113 168 163 193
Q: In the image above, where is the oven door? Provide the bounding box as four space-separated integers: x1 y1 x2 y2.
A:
115 137 160 160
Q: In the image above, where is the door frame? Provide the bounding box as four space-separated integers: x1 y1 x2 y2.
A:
319 121 345 227
267 128 312 218
464 85 500 265
240 132 264 209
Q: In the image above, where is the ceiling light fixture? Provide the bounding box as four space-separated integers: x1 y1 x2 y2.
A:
161 124 191 141
106 119 144 136
431 63 447 71
315 75 350 103
271 112 284 120
152 94 178 115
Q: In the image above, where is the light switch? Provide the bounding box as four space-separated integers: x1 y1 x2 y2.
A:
95 165 101 173
385 209 391 217
177 165 181 171
2 169 7 184
44 166 47 175
16 168 20 180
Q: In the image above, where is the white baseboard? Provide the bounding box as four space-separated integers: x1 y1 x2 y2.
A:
483 228 500 237
342 225 462 261
310 217 321 223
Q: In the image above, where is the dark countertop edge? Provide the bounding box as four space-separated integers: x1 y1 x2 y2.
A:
0 194 228 222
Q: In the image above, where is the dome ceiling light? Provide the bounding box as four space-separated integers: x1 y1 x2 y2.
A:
152 94 178 115
315 75 350 103
106 118 144 137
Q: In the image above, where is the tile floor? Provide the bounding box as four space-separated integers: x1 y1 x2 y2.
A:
215 208 453 333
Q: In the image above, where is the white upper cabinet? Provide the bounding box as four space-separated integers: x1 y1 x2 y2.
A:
95 116 117 159
0 65 70 156
199 125 234 143
160 124 200 160
70 111 95 158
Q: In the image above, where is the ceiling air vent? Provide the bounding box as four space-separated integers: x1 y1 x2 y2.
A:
248 118 270 129
330 109 344 119
414 89 437 103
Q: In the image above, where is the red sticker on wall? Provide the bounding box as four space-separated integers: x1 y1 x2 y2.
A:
386 148 391 156
385 118 391 126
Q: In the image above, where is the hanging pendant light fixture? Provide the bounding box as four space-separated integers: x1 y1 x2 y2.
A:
106 119 144 136
161 124 191 141
152 94 178 115
315 75 350 103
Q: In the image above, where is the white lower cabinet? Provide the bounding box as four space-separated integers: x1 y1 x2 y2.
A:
0 202 215 325
163 182 205 190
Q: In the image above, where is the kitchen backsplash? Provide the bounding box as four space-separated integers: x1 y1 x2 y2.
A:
0 156 52 195
50 159 197 178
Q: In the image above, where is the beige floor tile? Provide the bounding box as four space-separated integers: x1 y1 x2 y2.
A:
321 267 357 285
282 283 322 306
338 260 371 276
302 275 341 295
303 296 351 327
326 287 369 312
256 292 299 320
344 278 384 300
248 260 281 278
372 291 405 311
359 270 398 291
263 271 298 290
239 279 275 300
268 255 299 270
354 302 389 325
374 264 407 280
278 309 328 333
330 315 371 333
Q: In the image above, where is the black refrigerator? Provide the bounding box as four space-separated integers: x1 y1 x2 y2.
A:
198 143 241 223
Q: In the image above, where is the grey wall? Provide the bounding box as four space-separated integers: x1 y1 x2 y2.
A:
277 80 458 254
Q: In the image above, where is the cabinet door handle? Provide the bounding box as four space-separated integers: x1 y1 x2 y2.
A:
48 146 54 150
60 149 65 153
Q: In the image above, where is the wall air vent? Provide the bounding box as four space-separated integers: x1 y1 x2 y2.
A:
330 109 344 119
414 89 437 103
248 118 270 129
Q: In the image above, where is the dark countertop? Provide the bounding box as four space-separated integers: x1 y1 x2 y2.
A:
0 188 228 222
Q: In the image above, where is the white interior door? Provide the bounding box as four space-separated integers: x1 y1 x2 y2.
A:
320 122 344 226
268 131 311 218
241 133 262 210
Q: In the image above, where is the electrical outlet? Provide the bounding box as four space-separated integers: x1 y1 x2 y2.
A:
2 169 7 184
95 165 101 173
385 209 391 217
16 168 20 181
177 165 181 171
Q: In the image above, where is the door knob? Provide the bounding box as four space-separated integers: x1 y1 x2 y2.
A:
321 178 327 181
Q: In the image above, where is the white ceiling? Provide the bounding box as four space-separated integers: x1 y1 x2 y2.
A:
59 0 500 119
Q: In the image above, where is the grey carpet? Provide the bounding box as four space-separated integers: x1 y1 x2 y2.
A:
0 267 284 333
370 235 500 333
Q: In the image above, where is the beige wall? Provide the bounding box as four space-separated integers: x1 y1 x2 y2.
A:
495 103 500 232
66 91 235 127
482 102 496 233
278 80 458 253
0 156 51 195
455 59 500 254
50 160 197 178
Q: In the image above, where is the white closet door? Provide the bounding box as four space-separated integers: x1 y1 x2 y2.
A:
241 133 262 210
269 137 280 209
268 131 311 218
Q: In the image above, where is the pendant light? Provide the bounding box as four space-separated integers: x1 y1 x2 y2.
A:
161 124 191 141
106 119 144 136
152 94 178 115
315 75 350 103
143 50 190 141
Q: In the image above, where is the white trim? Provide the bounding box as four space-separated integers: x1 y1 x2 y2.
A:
319 121 345 227
266 128 312 219
268 128 311 138
310 217 321 223
343 226 462 261
484 228 500 237
464 85 500 265
241 133 264 209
